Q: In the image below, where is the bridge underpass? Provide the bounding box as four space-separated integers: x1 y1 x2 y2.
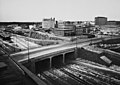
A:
34 51 76 74
22 48 76 74
10 45 120 85
10 36 120 85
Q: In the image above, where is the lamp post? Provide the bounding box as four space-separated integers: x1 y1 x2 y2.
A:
27 30 31 66
28 39 30 63
75 26 78 59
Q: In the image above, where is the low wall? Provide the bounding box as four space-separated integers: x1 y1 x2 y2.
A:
77 48 109 66
102 50 120 66
77 48 120 66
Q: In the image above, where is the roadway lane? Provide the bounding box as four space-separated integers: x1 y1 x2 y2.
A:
11 35 39 49
11 36 120 63
13 42 89 62
11 36 111 56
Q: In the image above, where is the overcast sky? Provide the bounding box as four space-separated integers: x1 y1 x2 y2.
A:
0 0 120 22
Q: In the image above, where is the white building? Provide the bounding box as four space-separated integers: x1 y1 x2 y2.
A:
42 18 55 29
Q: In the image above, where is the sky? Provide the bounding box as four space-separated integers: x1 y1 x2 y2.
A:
0 0 120 22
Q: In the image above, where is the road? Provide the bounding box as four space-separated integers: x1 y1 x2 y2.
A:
11 35 39 49
10 36 120 63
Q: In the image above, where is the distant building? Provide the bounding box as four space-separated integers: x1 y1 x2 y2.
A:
75 27 83 35
100 25 120 35
42 18 55 28
116 21 120 25
58 21 74 29
106 21 120 26
54 28 74 36
95 17 107 25
54 21 86 36
54 21 75 36
107 21 116 25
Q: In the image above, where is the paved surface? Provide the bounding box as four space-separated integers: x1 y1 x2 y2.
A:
11 36 120 63
11 37 106 62
11 35 39 49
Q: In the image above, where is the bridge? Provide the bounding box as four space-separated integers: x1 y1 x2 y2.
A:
11 36 117 62
4 36 119 85
10 36 119 73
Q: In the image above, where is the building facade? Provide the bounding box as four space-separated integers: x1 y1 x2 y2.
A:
54 29 74 36
107 21 117 25
42 18 55 28
95 17 107 25
54 21 75 36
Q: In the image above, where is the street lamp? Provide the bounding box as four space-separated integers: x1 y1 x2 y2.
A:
27 30 31 66
75 26 78 59
27 39 30 62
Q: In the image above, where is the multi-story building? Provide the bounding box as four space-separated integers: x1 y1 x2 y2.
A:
75 26 83 35
95 17 107 25
54 21 75 36
54 28 74 36
42 18 55 28
58 21 74 29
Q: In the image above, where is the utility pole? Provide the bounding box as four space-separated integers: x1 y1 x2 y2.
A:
27 30 31 69
75 26 78 59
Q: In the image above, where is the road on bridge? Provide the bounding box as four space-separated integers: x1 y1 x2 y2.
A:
11 36 120 63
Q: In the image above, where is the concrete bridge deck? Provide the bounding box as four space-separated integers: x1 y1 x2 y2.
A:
11 36 120 63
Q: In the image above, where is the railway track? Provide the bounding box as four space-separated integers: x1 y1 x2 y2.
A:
60 68 92 85
71 60 120 81
38 59 120 85
42 71 70 85
49 68 82 85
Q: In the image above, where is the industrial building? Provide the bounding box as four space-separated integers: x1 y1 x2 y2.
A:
95 17 107 25
42 18 55 29
54 21 75 36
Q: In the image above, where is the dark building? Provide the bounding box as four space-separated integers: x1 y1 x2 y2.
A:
95 17 107 25
116 21 120 25
107 21 117 25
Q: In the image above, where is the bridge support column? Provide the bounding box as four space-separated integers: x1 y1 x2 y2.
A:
63 53 65 65
74 48 78 59
49 57 52 68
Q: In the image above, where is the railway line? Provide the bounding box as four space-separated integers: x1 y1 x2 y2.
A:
37 59 120 85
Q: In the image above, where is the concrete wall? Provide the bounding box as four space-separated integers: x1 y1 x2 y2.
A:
101 52 120 66
77 48 120 66
77 48 110 66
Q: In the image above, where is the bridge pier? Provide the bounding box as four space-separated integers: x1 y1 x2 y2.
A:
49 57 52 68
74 48 78 59
21 48 76 73
63 53 65 65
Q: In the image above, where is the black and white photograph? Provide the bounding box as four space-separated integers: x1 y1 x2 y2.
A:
0 0 120 85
